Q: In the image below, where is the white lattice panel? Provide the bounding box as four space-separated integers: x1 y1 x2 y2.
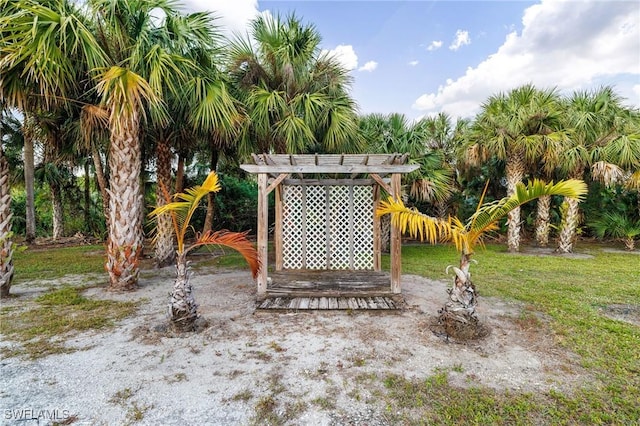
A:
329 186 351 269
282 186 304 268
281 183 374 271
305 186 327 269
352 186 374 269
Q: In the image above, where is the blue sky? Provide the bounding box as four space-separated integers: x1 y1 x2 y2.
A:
183 0 640 120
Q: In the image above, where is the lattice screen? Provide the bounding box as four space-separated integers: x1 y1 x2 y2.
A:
282 184 374 270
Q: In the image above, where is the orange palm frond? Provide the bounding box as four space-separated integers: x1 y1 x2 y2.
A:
187 230 260 278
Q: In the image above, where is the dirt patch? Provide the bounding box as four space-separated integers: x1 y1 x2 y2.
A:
597 304 640 326
0 267 592 424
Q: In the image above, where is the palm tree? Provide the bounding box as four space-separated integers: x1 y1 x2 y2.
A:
149 172 260 331
229 13 360 155
589 212 640 251
145 9 241 268
467 84 566 252
377 179 587 339
556 87 630 253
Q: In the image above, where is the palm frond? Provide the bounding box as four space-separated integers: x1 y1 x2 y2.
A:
186 230 260 278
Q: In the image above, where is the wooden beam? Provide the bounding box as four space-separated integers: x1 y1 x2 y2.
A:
257 173 269 297
370 174 393 195
267 173 289 194
390 173 402 293
240 164 419 174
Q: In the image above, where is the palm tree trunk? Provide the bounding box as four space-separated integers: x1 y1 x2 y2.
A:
505 155 525 252
556 169 583 253
0 143 14 297
434 199 449 219
438 252 480 339
50 181 64 240
556 197 580 253
380 214 391 253
202 149 219 234
170 252 198 331
83 160 92 234
23 118 36 243
154 138 175 268
105 115 143 291
535 195 551 247
91 148 110 231
175 153 185 193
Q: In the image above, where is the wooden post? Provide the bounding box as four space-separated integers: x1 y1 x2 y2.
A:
257 173 268 298
390 173 401 293
275 184 283 271
372 185 381 271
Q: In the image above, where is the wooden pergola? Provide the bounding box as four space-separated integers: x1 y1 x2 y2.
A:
240 153 418 304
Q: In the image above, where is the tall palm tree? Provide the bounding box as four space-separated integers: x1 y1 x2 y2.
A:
229 13 360 155
556 87 630 253
145 9 241 268
466 84 566 252
378 179 587 338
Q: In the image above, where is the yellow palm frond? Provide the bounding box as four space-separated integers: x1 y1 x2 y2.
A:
149 172 222 253
377 197 452 244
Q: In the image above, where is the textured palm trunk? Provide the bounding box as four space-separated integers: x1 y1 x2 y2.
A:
505 155 525 252
170 252 198 331
105 115 143 291
202 150 219 234
556 169 583 253
83 161 92 234
91 148 110 231
23 120 36 243
556 197 580 253
154 139 175 268
380 214 391 253
623 238 635 251
50 182 64 240
0 145 14 297
535 195 551 247
434 199 449 219
438 252 482 340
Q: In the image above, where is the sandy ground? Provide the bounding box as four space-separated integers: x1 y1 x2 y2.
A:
0 264 590 425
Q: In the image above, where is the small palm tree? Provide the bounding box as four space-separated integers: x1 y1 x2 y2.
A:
589 212 640 251
378 179 587 339
149 172 260 331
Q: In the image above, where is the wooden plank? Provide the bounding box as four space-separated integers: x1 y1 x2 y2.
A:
328 297 339 309
338 298 349 309
240 164 420 174
390 173 402 294
288 298 300 309
267 173 289 194
309 297 319 309
356 298 368 309
299 298 310 309
257 173 269 297
259 299 272 309
385 297 396 309
365 298 378 309
275 185 283 271
374 296 390 309
319 297 329 310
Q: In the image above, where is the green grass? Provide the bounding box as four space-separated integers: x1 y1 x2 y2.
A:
380 242 640 424
13 244 105 283
1 286 138 359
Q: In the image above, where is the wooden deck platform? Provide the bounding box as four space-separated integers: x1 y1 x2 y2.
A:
257 295 401 310
257 270 402 311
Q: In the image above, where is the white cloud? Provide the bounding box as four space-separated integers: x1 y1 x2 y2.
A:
322 45 359 70
408 60 419 66
413 1 640 118
427 40 443 51
358 61 378 72
449 30 470 51
180 0 259 37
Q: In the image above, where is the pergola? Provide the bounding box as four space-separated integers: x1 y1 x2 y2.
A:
240 153 418 303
